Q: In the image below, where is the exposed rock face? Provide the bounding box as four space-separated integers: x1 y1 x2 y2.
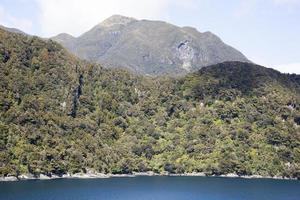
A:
177 40 195 72
52 15 250 76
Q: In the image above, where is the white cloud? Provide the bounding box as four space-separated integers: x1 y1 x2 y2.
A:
234 0 258 17
272 62 300 74
233 0 300 17
272 0 300 6
35 0 174 37
0 4 33 33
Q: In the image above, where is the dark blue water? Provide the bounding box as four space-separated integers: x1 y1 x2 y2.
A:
0 176 299 200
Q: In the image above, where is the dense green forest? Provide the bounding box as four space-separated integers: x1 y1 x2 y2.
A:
0 28 300 179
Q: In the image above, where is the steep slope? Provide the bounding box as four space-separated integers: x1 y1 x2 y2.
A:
52 15 250 76
1 28 300 179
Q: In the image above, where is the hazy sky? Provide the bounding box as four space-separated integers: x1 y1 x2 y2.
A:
0 0 299 74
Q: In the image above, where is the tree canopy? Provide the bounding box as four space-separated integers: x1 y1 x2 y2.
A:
0 28 299 179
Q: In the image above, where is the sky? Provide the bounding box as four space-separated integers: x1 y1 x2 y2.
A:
0 0 299 74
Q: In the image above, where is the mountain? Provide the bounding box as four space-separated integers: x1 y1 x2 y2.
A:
51 33 75 47
52 15 250 76
1 27 300 179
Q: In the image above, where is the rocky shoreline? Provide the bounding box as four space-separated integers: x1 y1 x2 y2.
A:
0 172 298 182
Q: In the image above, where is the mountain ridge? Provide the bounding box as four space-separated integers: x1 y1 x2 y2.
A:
52 15 250 76
0 25 26 35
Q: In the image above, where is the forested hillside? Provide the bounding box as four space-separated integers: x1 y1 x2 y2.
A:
0 28 300 179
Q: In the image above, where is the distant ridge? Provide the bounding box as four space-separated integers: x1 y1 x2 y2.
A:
0 25 26 35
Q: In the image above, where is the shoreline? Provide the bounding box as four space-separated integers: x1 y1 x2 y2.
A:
0 172 298 182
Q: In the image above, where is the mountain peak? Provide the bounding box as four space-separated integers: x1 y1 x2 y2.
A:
52 16 250 76
52 33 74 39
51 33 75 44
100 15 137 27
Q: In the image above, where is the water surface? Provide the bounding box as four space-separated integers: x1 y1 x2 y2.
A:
0 176 299 200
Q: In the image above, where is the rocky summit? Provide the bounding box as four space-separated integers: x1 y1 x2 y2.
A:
52 15 250 76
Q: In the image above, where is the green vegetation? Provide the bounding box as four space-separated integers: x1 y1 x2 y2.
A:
0 28 299 179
